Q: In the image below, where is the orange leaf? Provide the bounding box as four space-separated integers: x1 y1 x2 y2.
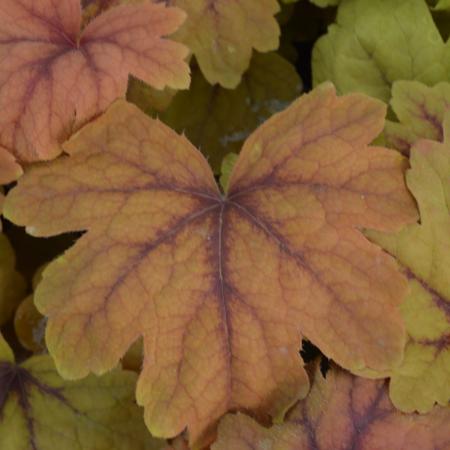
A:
213 364 450 450
0 0 190 163
4 84 417 447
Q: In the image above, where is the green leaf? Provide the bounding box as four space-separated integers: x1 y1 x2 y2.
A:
385 81 450 152
434 0 450 10
150 52 302 173
367 112 450 412
0 332 13 363
313 0 450 103
310 0 340 7
0 332 165 450
219 153 239 192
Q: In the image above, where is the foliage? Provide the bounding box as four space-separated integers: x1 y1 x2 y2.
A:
385 81 450 152
141 52 302 173
0 0 189 168
0 332 165 450
0 0 449 449
313 0 450 103
169 0 281 88
213 363 450 450
4 84 417 446
368 103 450 413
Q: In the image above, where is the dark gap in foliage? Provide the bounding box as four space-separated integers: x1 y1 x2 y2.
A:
289 2 336 93
300 339 322 363
320 356 330 377
3 221 83 281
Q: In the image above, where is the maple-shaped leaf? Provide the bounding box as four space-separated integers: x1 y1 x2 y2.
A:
313 0 450 103
213 363 450 450
4 84 417 446
169 0 281 88
148 52 302 173
366 112 450 413
0 233 26 326
0 0 190 164
0 331 165 450
385 81 450 153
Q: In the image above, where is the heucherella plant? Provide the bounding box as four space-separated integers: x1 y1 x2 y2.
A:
0 0 449 449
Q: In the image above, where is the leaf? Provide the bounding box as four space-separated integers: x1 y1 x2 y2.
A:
0 149 22 213
0 0 190 164
385 81 450 153
310 0 340 7
170 0 280 88
0 149 22 185
0 233 26 326
14 295 47 353
213 363 450 450
152 52 302 173
4 84 417 446
14 266 47 353
127 77 177 113
312 0 450 103
434 0 450 11
366 112 450 412
219 153 239 193
0 332 165 450
0 333 13 363
81 0 146 26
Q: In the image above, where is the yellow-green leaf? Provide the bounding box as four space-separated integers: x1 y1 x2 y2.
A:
434 0 450 11
0 348 165 450
310 0 340 7
385 81 450 153
154 52 302 173
313 0 450 103
219 153 238 193
171 0 280 88
0 332 14 363
367 112 450 412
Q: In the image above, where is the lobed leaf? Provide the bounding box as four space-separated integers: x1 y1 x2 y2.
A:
4 84 417 447
0 0 189 164
367 112 450 412
0 332 165 450
313 0 450 103
385 81 450 153
169 0 280 88
152 52 302 173
213 364 450 450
